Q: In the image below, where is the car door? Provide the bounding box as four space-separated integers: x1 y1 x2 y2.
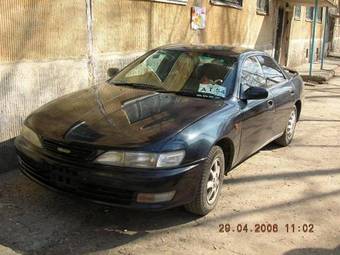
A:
257 55 295 136
237 56 276 161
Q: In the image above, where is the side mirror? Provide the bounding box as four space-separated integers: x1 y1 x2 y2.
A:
107 68 119 78
243 86 268 100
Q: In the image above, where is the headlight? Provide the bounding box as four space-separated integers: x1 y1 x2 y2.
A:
21 125 42 148
156 151 185 168
95 150 185 168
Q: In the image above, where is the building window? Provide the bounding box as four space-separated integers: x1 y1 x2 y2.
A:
256 0 269 15
151 0 187 5
317 7 323 23
210 0 243 8
294 5 301 20
306 7 314 21
306 7 323 22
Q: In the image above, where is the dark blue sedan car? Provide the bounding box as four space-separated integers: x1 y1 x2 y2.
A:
15 44 303 215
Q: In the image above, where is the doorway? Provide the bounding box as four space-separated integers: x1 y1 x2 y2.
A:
274 7 285 62
274 6 292 66
329 16 335 51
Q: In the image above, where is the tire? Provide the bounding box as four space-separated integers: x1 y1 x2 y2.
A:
275 106 298 147
184 146 225 216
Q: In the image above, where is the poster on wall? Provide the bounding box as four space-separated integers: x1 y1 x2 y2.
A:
191 7 206 30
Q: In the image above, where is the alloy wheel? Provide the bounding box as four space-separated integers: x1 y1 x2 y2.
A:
206 157 222 205
286 109 297 140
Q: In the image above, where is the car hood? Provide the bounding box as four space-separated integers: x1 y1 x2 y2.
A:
27 84 224 149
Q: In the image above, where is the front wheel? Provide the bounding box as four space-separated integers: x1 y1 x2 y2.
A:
275 106 298 146
184 146 225 216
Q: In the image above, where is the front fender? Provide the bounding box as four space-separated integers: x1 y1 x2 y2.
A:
160 102 241 166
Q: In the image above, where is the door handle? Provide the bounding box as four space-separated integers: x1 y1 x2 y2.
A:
290 89 295 96
267 100 274 108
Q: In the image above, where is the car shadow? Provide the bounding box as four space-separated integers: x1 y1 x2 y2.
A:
1 166 340 254
3 144 336 253
261 142 282 151
0 169 198 255
283 245 340 255
223 167 340 185
0 138 18 174
299 118 340 122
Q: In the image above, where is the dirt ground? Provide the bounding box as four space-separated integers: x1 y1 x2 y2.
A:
1 65 340 255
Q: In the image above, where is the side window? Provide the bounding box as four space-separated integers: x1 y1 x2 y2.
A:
241 56 266 92
257 55 286 87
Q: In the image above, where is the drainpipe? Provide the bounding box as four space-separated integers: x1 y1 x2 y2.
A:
309 0 319 77
85 0 95 86
321 7 329 70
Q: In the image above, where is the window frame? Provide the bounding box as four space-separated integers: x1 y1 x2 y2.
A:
306 7 314 22
239 56 267 97
151 0 187 5
256 0 269 16
294 5 302 21
256 55 287 88
210 0 243 9
317 7 323 23
236 53 290 99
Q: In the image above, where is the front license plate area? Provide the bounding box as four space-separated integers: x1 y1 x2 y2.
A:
47 164 80 189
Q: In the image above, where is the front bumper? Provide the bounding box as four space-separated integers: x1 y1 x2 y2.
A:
15 136 203 210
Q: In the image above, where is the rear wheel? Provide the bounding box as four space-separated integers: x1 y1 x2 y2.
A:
184 146 225 216
275 106 297 146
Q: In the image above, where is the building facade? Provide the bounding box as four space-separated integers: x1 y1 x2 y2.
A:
0 0 339 169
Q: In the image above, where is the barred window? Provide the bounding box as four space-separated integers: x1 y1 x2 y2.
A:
257 0 269 14
210 0 243 8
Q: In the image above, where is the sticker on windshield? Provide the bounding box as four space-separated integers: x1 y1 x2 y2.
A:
198 84 226 97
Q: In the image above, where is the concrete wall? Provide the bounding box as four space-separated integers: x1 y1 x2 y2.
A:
0 0 90 171
332 17 340 52
91 0 277 82
287 6 324 67
0 1 90 140
0 0 332 171
0 0 278 145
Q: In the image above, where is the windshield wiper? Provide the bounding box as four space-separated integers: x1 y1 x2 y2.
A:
156 90 225 100
113 82 165 91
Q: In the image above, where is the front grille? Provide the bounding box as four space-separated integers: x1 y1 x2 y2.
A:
18 153 134 205
19 153 80 189
42 139 97 160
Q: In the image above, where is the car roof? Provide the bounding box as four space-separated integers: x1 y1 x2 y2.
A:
156 44 263 58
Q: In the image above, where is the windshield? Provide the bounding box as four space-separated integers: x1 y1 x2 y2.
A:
110 49 238 99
